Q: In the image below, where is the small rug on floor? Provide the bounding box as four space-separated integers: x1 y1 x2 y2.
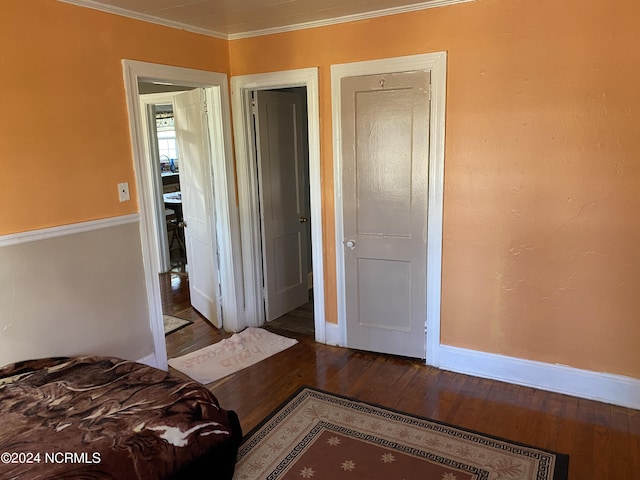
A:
235 387 569 480
168 327 298 384
163 314 193 335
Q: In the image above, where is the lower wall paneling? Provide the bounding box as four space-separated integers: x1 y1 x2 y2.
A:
0 215 154 367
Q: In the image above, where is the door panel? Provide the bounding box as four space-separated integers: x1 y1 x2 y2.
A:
255 90 309 321
356 89 414 237
357 258 412 330
274 233 303 292
173 89 221 327
341 71 430 358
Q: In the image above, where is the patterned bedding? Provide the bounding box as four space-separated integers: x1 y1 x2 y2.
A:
0 356 242 479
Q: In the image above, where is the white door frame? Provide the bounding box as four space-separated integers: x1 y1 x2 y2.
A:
231 68 326 342
122 60 243 369
331 52 447 367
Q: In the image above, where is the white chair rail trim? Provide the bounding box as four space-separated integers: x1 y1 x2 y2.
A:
0 214 140 248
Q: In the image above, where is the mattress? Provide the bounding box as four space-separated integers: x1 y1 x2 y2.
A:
0 355 242 479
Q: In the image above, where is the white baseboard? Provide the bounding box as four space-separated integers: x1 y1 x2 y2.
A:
137 352 160 369
438 344 640 410
324 322 342 347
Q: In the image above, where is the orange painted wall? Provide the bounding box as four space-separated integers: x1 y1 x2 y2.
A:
3 0 638 379
229 0 640 377
0 0 229 235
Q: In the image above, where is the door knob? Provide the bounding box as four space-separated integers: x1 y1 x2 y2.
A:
345 240 356 249
299 217 308 223
178 221 187 228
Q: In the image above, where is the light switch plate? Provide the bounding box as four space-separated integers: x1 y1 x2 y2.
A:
117 182 130 202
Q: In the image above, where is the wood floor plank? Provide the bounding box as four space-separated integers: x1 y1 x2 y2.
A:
541 391 578 459
628 409 640 479
609 405 632 478
382 361 423 409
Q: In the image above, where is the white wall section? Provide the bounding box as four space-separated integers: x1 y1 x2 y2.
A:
0 216 154 367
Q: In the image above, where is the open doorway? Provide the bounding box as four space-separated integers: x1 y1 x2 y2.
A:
122 60 243 369
137 88 196 353
138 86 190 276
231 68 328 344
155 103 187 274
137 84 224 358
252 87 314 336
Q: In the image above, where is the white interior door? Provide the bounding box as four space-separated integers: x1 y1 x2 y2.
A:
173 89 222 327
255 90 309 321
341 70 430 359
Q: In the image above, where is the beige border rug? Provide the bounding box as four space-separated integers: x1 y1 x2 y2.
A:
234 387 569 480
163 314 193 335
168 327 297 384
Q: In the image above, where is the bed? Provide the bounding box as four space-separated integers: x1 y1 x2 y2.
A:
0 355 242 479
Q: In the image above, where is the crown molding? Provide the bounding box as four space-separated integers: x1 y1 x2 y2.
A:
57 0 228 39
58 0 475 41
228 0 475 40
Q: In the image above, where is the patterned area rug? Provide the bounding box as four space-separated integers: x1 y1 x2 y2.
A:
168 327 298 384
234 387 569 480
163 314 193 335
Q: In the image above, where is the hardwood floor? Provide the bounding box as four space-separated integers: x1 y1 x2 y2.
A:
161 272 640 479
263 290 314 336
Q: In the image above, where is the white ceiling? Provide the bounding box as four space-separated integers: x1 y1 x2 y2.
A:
59 0 472 39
